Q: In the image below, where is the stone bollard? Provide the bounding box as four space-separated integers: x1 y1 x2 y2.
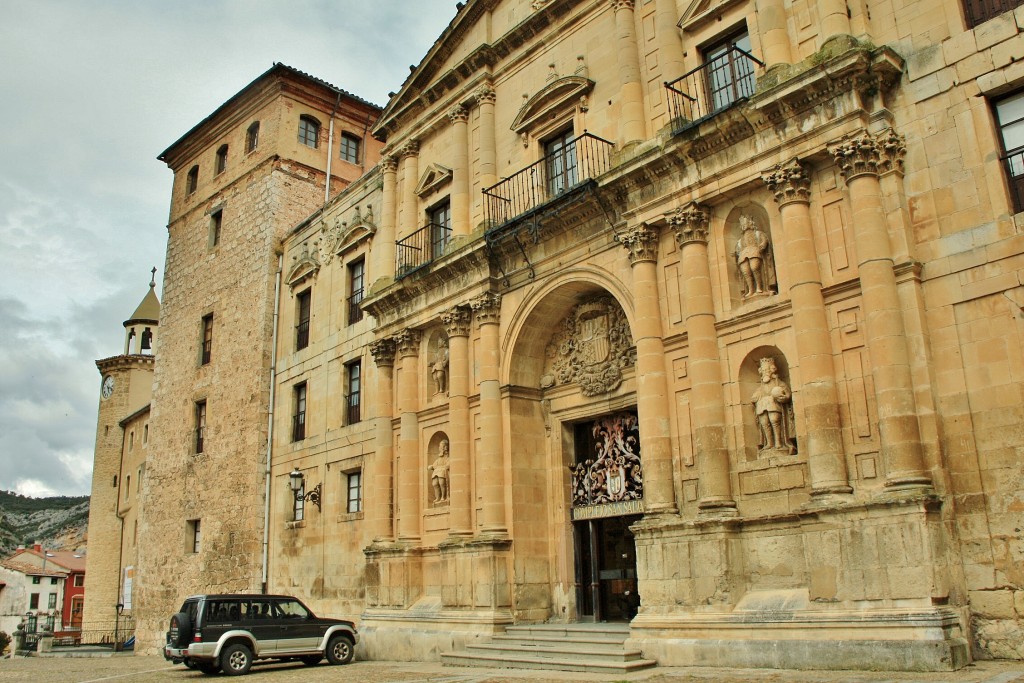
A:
11 623 24 657
36 628 53 654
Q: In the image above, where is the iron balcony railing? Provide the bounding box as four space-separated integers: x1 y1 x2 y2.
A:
346 393 361 425
664 45 763 131
347 289 364 325
483 132 614 229
292 413 306 441
396 221 452 278
1000 144 1024 214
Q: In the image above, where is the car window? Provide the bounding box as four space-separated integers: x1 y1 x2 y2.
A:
205 600 235 623
242 601 272 620
276 599 310 619
183 601 199 625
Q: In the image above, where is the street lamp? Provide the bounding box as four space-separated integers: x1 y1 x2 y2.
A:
289 468 321 511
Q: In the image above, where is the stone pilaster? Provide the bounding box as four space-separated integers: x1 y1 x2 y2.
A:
369 338 397 542
441 305 473 537
762 160 851 497
448 106 471 237
471 293 506 535
476 83 497 192
395 329 422 540
829 130 931 492
620 224 677 515
755 0 792 68
667 203 737 515
654 0 684 101
376 155 399 281
611 0 645 145
399 141 420 240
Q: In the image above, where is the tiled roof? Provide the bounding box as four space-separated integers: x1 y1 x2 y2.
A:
0 559 66 578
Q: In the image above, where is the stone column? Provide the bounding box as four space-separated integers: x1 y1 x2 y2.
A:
476 83 498 192
399 141 420 240
369 338 397 542
471 293 507 535
376 155 398 281
667 203 737 515
762 160 852 497
449 105 471 238
395 329 422 541
620 225 678 515
442 306 473 537
756 0 793 67
612 0 645 145
829 129 931 491
819 0 851 40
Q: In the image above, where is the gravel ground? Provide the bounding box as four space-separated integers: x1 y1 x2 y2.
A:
0 655 1021 683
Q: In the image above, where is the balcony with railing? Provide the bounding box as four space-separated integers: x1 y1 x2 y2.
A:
347 289 364 325
483 132 614 232
395 221 452 278
664 45 763 133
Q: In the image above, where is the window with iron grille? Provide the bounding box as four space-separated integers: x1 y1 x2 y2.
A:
295 289 311 350
430 201 451 260
703 29 755 113
346 470 362 513
995 91 1024 214
544 128 578 198
194 400 207 454
347 258 365 325
298 115 320 148
246 121 260 153
346 361 361 425
293 382 307 441
201 313 213 365
340 133 361 164
215 144 228 175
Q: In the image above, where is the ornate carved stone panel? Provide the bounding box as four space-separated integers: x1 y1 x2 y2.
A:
540 295 636 396
569 412 643 515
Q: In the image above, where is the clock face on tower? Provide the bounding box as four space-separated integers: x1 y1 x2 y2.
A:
101 375 115 400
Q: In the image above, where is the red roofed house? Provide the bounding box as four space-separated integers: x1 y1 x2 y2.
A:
0 543 86 640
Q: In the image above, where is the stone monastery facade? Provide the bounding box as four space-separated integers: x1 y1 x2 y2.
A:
94 0 1024 671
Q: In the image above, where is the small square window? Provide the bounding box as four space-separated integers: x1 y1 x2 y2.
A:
32 577 40 585
298 116 320 149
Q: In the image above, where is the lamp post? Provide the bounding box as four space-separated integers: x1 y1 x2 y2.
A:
288 468 321 511
114 603 124 652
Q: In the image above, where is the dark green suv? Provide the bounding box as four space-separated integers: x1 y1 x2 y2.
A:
163 594 358 676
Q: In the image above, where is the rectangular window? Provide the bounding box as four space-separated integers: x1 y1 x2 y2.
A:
347 258 365 325
292 382 307 441
210 209 223 248
346 361 361 425
129 431 134 451
125 474 131 500
293 482 305 522
32 577 40 585
703 29 755 113
340 133 361 164
74 574 84 587
963 0 1024 28
194 400 207 454
201 313 213 365
995 91 1024 213
544 129 578 197
44 615 54 633
298 116 320 148
246 121 260 153
188 519 201 553
48 593 57 609
215 144 228 175
430 201 451 260
71 596 83 627
29 593 39 609
186 165 198 195
143 423 149 444
346 470 362 513
295 289 311 351
50 577 57 585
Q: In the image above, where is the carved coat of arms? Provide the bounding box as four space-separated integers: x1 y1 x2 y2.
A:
541 295 635 396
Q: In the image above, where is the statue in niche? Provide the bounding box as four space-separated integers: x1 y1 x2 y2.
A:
734 214 776 299
751 356 797 455
431 337 449 396
428 439 450 504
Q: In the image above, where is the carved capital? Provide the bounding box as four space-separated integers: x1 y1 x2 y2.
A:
610 0 635 10
875 128 906 176
475 83 496 107
763 159 811 206
666 202 710 246
470 293 501 326
829 131 881 182
441 306 472 337
448 105 468 125
398 140 420 159
381 154 399 173
369 338 397 368
394 329 422 357
620 224 660 265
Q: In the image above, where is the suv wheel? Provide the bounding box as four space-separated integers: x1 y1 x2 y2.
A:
168 612 192 648
325 634 354 665
220 643 253 676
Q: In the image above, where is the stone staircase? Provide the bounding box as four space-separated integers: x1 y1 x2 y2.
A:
441 623 657 674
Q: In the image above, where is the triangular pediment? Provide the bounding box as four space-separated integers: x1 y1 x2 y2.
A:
286 241 321 289
511 75 594 136
319 206 377 264
678 0 746 32
415 164 453 197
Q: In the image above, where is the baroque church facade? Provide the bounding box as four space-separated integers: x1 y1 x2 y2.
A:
90 0 1024 671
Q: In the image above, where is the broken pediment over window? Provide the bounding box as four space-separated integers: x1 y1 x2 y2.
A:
287 240 321 289
677 0 745 32
318 205 377 264
511 57 593 144
414 164 453 197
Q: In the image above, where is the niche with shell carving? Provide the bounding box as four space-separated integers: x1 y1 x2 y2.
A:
723 204 778 306
739 347 797 461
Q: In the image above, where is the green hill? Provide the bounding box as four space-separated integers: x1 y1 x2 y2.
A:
0 491 89 556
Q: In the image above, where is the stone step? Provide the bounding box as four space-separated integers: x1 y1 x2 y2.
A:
441 651 658 673
466 641 649 662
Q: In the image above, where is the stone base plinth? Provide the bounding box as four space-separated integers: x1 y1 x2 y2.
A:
359 603 512 661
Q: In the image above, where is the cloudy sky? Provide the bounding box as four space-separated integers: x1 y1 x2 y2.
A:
0 0 456 498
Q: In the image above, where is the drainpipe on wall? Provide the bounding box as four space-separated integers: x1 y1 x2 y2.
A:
261 253 284 594
324 93 342 204
359 110 373 174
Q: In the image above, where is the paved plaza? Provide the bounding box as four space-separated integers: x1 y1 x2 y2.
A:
0 656 1022 683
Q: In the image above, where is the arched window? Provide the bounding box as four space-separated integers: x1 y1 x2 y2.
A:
215 144 228 174
186 165 199 194
340 133 360 164
298 115 320 149
245 121 260 153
